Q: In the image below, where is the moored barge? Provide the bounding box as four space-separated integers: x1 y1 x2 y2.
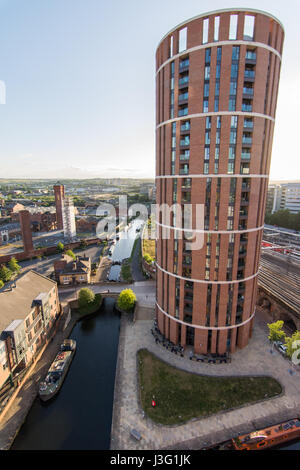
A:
38 339 76 401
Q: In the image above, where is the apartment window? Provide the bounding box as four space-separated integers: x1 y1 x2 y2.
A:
228 162 235 174
204 66 210 80
206 116 211 129
170 35 174 57
244 15 255 40
217 116 221 129
229 98 236 111
231 116 238 128
204 82 210 98
179 27 187 53
232 46 240 60
205 48 211 64
203 18 209 44
231 64 239 79
230 130 237 144
214 16 220 41
203 99 209 113
204 147 210 160
229 14 238 40
204 162 209 174
229 147 236 159
214 98 219 112
215 147 220 160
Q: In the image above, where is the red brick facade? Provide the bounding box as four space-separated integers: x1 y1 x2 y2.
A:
155 9 284 354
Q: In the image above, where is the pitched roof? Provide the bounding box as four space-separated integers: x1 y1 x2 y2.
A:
0 271 57 333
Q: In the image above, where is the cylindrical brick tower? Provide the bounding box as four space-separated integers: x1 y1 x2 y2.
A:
53 184 65 230
155 9 284 354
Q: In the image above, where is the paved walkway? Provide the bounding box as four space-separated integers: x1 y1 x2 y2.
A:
110 308 300 450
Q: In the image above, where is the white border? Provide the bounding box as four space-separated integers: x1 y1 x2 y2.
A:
156 40 281 75
156 8 284 49
156 111 275 129
156 302 255 331
155 174 269 180
156 222 264 235
156 262 259 285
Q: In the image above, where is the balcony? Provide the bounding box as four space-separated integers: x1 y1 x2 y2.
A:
179 59 189 73
244 120 254 130
242 104 253 112
180 137 190 148
241 151 251 160
180 122 190 134
178 107 188 117
180 151 190 161
244 69 255 81
179 91 189 101
245 51 256 64
179 76 189 89
240 198 249 206
242 136 252 145
243 87 254 98
179 167 189 175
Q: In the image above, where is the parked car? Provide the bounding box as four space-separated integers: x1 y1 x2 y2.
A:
274 341 287 355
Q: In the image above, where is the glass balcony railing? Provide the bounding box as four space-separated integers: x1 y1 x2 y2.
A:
179 59 189 69
180 138 190 146
179 76 189 86
179 167 189 175
180 152 190 161
242 104 252 112
181 122 190 131
243 87 254 95
178 107 188 117
245 51 256 60
179 93 189 101
244 120 254 128
242 137 252 144
244 70 255 79
241 152 251 160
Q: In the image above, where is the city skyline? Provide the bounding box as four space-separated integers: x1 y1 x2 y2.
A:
0 0 299 180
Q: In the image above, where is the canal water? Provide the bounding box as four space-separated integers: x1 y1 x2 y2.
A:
11 298 120 450
108 218 144 281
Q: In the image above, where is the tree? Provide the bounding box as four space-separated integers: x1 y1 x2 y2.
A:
8 257 20 274
267 321 286 343
0 265 12 283
57 242 64 253
78 288 95 308
285 331 300 361
0 280 4 289
65 249 76 261
117 289 136 312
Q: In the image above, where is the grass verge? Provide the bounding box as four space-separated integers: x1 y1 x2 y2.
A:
138 349 282 425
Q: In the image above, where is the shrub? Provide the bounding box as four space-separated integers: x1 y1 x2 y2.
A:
78 288 95 308
117 289 136 312
57 242 64 253
65 249 76 261
8 257 21 273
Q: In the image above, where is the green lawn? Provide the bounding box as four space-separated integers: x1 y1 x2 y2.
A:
137 349 282 425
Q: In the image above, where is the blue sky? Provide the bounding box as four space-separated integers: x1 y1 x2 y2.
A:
0 0 299 180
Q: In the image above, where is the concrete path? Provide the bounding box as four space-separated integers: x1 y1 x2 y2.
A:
110 308 300 450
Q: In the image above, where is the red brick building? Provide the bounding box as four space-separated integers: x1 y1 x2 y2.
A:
53 184 65 230
155 9 284 354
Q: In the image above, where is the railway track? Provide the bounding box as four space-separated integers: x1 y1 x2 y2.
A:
258 252 300 315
